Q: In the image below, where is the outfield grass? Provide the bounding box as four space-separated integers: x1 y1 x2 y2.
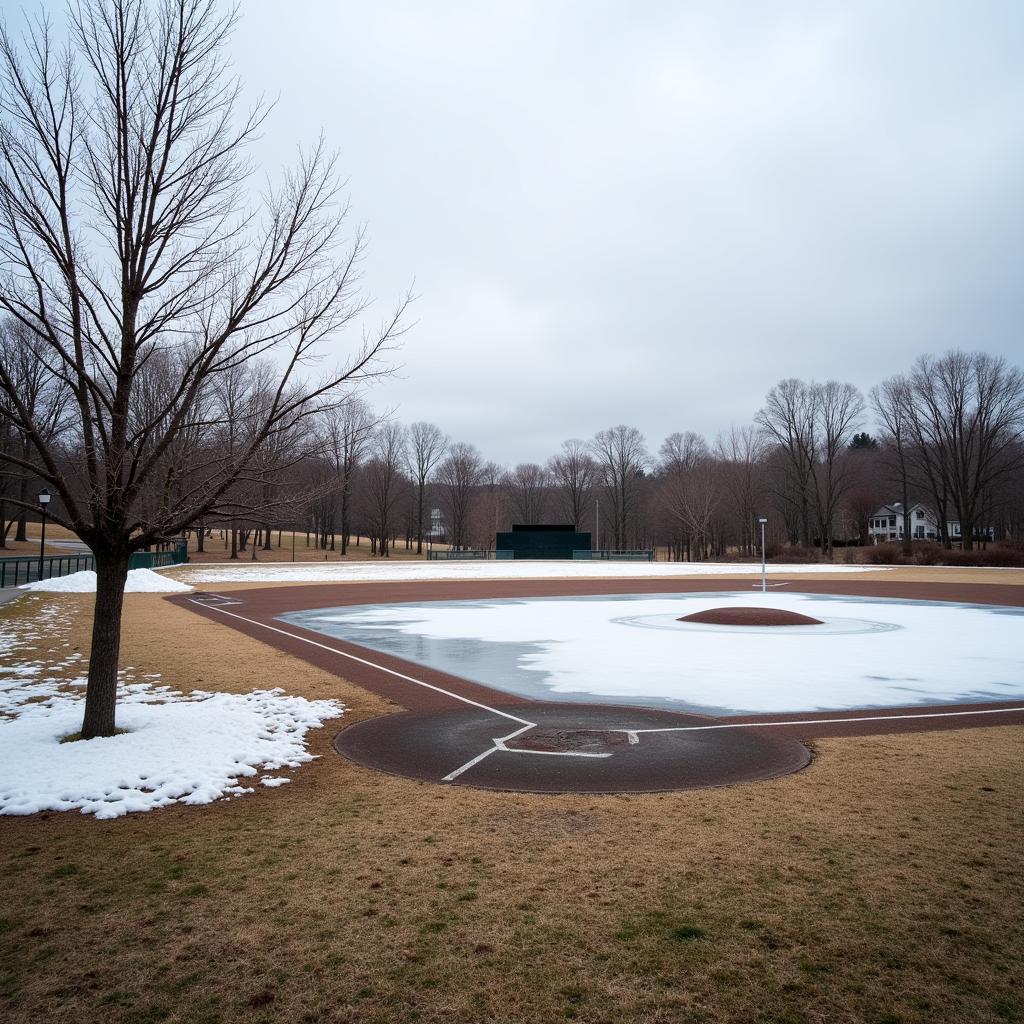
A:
0 592 1021 1024
185 531 440 564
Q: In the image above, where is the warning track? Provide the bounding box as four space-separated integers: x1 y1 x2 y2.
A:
170 576 1024 793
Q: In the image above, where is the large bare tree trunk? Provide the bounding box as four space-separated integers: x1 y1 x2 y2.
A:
81 551 130 739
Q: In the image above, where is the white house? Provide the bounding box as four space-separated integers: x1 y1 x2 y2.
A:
868 503 994 544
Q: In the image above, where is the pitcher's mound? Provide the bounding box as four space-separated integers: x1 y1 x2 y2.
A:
679 606 823 627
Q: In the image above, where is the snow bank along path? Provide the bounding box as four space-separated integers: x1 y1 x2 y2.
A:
0 595 341 819
179 560 893 586
21 567 193 593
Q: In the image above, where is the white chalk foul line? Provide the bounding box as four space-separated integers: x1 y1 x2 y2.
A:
442 723 534 781
190 598 1024 783
620 705 1024 735
442 728 613 783
191 599 535 727
191 600 616 782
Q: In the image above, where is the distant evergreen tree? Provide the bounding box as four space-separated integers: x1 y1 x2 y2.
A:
849 432 879 450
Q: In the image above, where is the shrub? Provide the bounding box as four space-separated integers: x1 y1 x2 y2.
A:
767 544 822 563
863 541 1024 568
864 543 904 565
912 542 945 566
944 546 1024 568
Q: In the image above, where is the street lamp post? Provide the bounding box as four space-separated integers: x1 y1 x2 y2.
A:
758 517 768 594
38 489 51 582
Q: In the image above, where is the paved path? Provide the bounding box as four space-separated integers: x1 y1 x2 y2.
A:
25 537 91 552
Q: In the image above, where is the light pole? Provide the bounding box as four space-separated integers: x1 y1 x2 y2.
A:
758 517 768 594
38 488 51 582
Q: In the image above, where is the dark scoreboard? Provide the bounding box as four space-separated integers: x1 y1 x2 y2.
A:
495 524 592 560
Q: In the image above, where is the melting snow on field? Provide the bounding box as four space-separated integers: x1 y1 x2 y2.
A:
0 597 342 819
292 592 1024 715
180 560 892 585
21 567 193 593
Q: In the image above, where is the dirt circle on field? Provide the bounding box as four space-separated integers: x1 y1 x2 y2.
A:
678 606 824 627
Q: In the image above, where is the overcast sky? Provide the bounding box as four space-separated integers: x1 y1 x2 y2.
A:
54 1 1024 464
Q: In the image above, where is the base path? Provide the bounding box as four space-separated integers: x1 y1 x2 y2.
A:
170 576 1024 794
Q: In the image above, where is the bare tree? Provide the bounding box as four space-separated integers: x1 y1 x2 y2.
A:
363 421 407 556
474 459 505 547
0 319 69 543
505 462 549 525
316 397 378 553
547 439 597 530
406 421 447 554
435 442 483 550
904 351 1024 549
659 432 720 560
715 424 765 555
757 379 816 547
809 381 864 555
589 425 648 549
758 379 864 553
871 375 915 555
0 1 409 738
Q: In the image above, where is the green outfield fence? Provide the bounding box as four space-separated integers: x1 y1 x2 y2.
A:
129 540 188 570
426 548 655 562
426 549 514 560
0 538 187 588
0 553 95 587
573 549 655 561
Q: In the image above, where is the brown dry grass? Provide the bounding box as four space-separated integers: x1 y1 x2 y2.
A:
186 531 439 564
0 593 1022 1024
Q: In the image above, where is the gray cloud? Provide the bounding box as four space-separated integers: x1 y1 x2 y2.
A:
47 0 1024 462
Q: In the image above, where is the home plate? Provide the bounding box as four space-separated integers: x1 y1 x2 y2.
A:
332 703 811 793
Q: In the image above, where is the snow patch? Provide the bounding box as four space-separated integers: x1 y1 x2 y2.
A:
0 593 341 819
180 560 891 586
21 567 193 593
0 684 342 818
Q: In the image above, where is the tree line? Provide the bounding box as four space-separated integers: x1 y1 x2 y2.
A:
155 349 1022 562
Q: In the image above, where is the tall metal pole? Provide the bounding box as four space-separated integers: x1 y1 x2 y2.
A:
38 504 47 582
759 517 767 593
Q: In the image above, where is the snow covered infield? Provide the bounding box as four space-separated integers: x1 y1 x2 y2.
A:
0 596 342 819
178 560 893 585
284 591 1024 715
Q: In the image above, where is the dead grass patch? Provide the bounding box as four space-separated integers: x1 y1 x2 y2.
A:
0 593 1021 1024
186 532 435 564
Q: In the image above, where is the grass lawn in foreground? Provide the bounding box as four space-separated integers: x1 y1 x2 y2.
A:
0 591 1021 1024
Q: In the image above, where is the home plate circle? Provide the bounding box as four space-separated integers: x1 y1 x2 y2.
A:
332 703 811 793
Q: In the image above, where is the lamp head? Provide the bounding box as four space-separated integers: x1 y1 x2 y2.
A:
38 488 51 507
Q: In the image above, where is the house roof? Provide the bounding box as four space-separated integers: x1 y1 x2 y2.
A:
870 502 933 519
